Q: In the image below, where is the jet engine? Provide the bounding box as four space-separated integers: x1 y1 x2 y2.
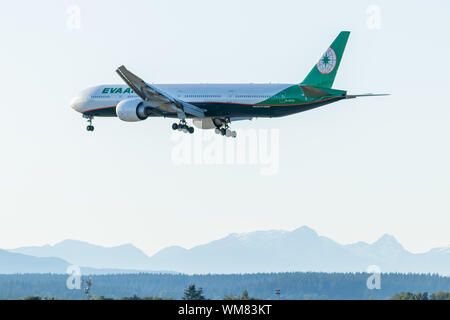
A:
116 98 151 122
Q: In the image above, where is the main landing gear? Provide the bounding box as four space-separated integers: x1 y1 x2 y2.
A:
212 118 236 138
84 115 94 132
172 120 194 134
214 125 237 138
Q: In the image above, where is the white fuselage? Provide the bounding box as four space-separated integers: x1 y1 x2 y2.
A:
70 83 292 115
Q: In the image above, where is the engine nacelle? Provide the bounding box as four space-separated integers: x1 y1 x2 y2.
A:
116 98 149 122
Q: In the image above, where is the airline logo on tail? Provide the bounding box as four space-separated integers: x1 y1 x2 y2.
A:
317 47 337 74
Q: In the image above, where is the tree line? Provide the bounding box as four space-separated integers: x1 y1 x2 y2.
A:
22 285 267 300
1 272 449 300
20 286 450 300
391 291 450 300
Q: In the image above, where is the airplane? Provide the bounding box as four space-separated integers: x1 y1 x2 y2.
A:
70 31 388 137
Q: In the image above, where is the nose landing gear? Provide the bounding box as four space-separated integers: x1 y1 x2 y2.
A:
172 120 194 134
83 115 94 132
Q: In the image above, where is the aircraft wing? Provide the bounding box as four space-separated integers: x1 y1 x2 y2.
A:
116 65 205 118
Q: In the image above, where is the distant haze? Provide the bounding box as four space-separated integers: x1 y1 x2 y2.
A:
6 226 450 275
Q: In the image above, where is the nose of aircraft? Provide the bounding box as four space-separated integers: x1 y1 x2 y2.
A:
70 94 84 113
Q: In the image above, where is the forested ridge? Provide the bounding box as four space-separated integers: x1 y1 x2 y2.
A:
0 272 449 300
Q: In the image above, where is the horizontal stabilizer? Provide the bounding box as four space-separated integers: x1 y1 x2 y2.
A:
346 93 390 99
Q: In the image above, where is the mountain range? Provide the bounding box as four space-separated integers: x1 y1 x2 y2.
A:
3 226 450 275
10 239 154 270
0 248 154 275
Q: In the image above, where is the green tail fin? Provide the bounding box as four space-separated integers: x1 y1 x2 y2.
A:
302 31 350 88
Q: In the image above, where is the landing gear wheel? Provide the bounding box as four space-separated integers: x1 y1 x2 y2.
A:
83 115 95 132
225 129 237 138
172 120 194 134
214 123 236 138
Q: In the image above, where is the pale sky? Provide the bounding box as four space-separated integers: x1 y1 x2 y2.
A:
1 0 449 256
